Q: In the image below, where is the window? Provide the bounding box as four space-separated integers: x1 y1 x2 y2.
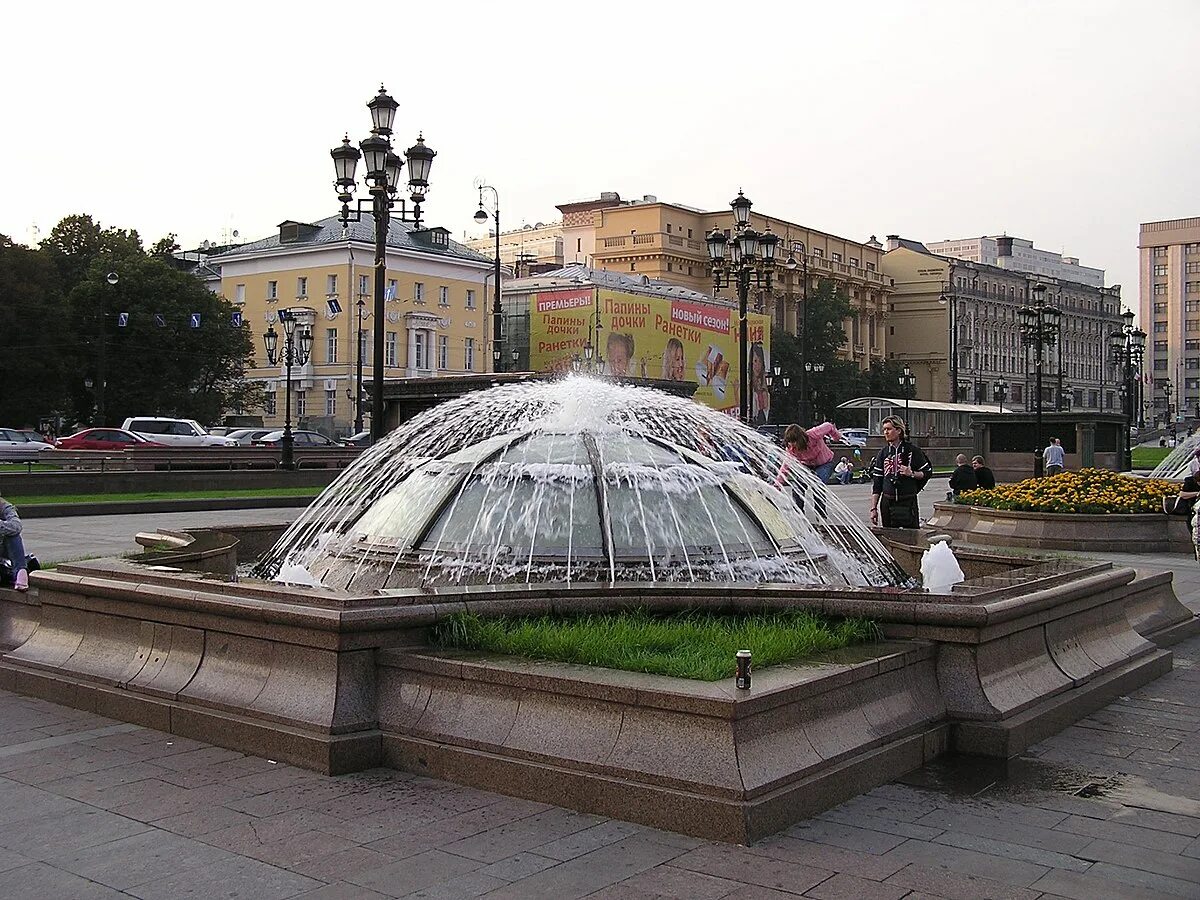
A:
386 332 397 367
1155 322 1168 332
325 390 336 416
465 337 475 370
326 274 338 295
1187 320 1200 332
296 391 307 417
1188 339 1200 351
1156 302 1169 313
359 274 370 296
466 289 476 309
359 329 369 365
235 284 245 304
297 276 308 297
866 262 876 272
1189 358 1200 370
1156 340 1169 351
666 224 672 234
267 280 278 300
265 392 277 416
850 257 859 268
414 332 425 369
812 248 824 258
630 263 636 272
386 278 397 300
1188 300 1200 313
831 252 843 263
577 238 582 252
438 286 449 307
1154 264 1168 276
438 335 448 369
1189 282 1200 294
1188 243 1200 255
687 228 693 239
1154 359 1169 370
414 282 424 303
326 328 338 364
1154 283 1168 295
1154 246 1168 258
1187 262 1200 274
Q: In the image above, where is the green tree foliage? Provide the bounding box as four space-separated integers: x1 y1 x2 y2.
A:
0 215 257 428
770 279 860 424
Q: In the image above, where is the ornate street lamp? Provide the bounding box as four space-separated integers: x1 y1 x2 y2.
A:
994 378 1009 413
263 309 313 470
1109 309 1145 471
474 184 504 372
1019 282 1061 477
332 86 436 442
784 241 812 422
899 364 916 423
706 192 777 423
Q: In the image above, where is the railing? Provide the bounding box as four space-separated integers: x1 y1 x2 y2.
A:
15 447 365 473
633 234 654 245
602 236 627 248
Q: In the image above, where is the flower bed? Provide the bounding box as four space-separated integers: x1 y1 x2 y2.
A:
957 468 1179 515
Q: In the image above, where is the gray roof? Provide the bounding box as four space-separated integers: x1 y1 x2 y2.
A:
211 214 491 265
890 237 934 255
508 263 714 303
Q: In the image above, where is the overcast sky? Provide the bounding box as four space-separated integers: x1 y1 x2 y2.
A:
4 1 1197 306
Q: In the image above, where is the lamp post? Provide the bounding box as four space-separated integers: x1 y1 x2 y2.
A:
804 361 825 421
899 364 916 423
706 191 778 423
353 296 365 433
474 184 503 372
263 310 314 470
1163 381 1174 442
1019 282 1061 477
95 271 118 425
994 378 1009 413
1108 309 1145 471
331 85 436 443
784 241 810 422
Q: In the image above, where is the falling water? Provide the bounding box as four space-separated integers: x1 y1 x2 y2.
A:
1149 431 1200 479
254 376 905 591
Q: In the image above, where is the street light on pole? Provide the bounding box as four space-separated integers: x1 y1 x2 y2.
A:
994 378 1009 413
263 309 313 470
706 191 777 423
899 364 916 423
784 241 810 422
1109 309 1145 471
474 184 503 373
1019 282 1062 477
331 86 436 443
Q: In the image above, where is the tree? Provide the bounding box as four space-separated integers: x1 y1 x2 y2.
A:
770 279 858 424
40 214 142 293
67 253 258 426
149 234 180 259
0 235 74 427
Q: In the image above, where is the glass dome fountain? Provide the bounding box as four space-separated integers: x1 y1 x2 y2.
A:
254 377 904 591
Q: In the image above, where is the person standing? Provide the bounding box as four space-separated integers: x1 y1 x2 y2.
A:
777 422 845 485
870 416 932 528
0 497 29 591
949 453 977 497
971 455 996 489
1043 437 1065 476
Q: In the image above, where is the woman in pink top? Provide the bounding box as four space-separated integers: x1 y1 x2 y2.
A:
777 422 845 486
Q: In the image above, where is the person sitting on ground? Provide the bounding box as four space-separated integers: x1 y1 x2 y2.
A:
833 456 854 485
949 453 977 496
971 455 996 489
0 497 29 591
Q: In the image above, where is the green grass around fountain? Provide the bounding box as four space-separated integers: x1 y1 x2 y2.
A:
430 610 881 681
1132 446 1172 468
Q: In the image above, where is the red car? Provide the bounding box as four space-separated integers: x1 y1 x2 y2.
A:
54 428 168 450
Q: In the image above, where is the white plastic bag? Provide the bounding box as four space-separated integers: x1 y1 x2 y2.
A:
921 540 965 592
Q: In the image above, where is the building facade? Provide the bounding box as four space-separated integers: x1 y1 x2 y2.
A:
212 215 492 436
477 191 894 371
1139 217 1200 424
463 220 564 275
925 235 1105 288
883 238 1123 415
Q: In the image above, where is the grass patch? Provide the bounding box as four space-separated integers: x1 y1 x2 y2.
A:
429 610 881 681
7 486 318 505
1132 446 1173 469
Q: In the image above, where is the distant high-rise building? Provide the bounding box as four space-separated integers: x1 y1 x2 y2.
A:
926 235 1104 288
1139 217 1200 423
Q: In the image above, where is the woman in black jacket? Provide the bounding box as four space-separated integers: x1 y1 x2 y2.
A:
869 416 933 528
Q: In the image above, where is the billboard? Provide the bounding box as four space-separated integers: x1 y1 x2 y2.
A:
530 287 772 421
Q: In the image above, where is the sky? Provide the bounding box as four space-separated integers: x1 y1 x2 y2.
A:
4 0 1198 307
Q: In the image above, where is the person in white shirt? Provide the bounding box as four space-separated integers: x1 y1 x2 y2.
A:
1043 437 1065 476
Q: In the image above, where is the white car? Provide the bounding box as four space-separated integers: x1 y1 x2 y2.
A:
839 428 869 447
121 417 238 448
0 428 55 460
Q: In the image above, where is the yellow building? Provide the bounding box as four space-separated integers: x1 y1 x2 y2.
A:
882 237 1123 409
213 215 492 436
523 192 894 369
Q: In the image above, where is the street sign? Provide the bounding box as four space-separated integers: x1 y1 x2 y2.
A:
189 313 201 328
231 312 243 327
117 312 129 327
154 314 165 327
326 298 342 316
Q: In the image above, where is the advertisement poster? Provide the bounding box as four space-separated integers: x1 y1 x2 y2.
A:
530 288 772 421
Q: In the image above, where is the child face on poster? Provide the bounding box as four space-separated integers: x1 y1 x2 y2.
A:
607 333 634 376
661 338 685 381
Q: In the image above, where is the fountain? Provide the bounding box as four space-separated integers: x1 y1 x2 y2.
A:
256 376 902 591
0 376 1195 843
1149 430 1200 479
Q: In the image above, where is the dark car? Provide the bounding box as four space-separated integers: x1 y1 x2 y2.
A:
339 430 372 447
54 428 167 450
251 430 337 448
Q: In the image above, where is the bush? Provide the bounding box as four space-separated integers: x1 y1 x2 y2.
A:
956 468 1178 515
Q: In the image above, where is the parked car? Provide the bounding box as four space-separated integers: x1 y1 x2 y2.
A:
252 430 338 448
339 431 372 447
0 428 55 460
838 428 870 447
55 429 167 450
225 428 274 446
121 417 238 447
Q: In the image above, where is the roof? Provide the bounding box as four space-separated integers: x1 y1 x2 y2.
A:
506 263 713 303
836 396 1015 414
211 213 491 265
888 238 934 255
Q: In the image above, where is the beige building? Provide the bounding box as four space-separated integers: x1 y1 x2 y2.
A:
883 237 1123 411
212 215 492 436
495 191 893 369
1139 217 1200 422
464 220 564 275
926 235 1105 288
